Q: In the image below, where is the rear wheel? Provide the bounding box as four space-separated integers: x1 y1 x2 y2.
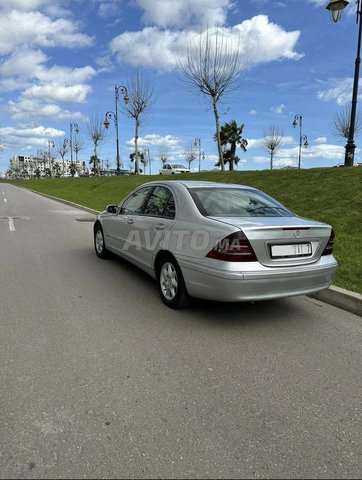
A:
158 256 190 309
94 224 108 258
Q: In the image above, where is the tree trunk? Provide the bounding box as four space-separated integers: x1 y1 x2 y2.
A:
270 150 274 170
134 119 140 175
212 96 224 171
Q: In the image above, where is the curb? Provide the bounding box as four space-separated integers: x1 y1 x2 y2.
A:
25 188 99 215
309 286 362 317
16 186 362 317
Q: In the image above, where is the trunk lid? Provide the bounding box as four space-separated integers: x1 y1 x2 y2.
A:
209 216 332 267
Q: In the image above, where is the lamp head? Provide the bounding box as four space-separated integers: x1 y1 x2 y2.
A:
103 116 110 129
326 0 349 23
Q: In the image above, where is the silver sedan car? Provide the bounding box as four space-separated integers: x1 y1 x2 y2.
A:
94 180 338 308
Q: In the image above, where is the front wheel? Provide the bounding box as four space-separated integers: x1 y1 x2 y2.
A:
94 224 108 258
158 257 190 309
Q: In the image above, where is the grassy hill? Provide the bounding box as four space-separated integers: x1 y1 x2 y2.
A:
5 167 362 294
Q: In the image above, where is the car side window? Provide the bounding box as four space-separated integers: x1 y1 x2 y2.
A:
119 187 152 215
163 194 176 218
143 186 175 218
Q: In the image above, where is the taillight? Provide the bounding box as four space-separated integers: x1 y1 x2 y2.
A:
322 228 335 256
206 230 257 262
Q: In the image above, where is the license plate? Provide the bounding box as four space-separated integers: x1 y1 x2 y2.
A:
271 243 312 258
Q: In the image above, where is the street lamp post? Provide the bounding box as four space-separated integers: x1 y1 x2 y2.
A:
292 114 308 169
194 137 201 172
104 85 129 175
47 140 54 177
63 139 69 177
69 122 79 164
326 0 360 166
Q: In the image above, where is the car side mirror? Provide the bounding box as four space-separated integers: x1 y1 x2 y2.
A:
106 205 118 214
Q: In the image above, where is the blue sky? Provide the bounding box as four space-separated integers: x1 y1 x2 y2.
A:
0 0 360 174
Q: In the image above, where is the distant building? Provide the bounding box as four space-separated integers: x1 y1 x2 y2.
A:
7 155 88 179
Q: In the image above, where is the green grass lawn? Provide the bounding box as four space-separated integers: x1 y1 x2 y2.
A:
5 167 362 294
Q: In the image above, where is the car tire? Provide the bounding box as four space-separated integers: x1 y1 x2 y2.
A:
94 224 108 258
157 256 190 309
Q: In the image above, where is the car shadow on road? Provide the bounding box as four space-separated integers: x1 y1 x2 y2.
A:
91 249 311 329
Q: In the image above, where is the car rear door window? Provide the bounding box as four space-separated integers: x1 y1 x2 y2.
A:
143 186 175 218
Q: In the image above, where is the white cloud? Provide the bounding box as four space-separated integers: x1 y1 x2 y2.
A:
110 16 302 71
39 65 97 85
0 49 46 80
0 10 93 55
8 98 86 121
271 103 285 114
236 16 302 65
126 134 181 148
22 83 92 104
135 0 230 28
0 124 65 150
307 0 327 6
244 138 261 149
255 142 345 168
0 49 97 88
317 78 358 105
0 47 97 120
315 136 328 144
0 0 49 10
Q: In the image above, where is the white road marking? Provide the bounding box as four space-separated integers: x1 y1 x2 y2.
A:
4 198 7 203
8 217 15 231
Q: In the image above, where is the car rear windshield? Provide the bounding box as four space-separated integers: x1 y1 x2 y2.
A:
189 188 293 217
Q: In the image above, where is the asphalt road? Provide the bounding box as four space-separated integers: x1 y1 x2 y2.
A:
0 183 361 479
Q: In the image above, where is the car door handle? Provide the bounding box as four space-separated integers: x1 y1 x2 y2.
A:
127 219 134 225
155 223 165 230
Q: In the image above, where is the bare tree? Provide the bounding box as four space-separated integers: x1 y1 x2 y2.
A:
73 133 85 162
86 115 107 176
55 140 68 177
260 125 284 170
184 144 196 169
331 105 361 141
159 147 169 165
123 69 154 175
177 28 246 170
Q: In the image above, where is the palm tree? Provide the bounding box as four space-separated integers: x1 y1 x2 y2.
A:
215 120 248 171
130 152 145 174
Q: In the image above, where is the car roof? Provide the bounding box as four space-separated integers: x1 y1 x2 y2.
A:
142 179 257 190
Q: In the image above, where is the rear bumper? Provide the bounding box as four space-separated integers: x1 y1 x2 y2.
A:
179 256 338 302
